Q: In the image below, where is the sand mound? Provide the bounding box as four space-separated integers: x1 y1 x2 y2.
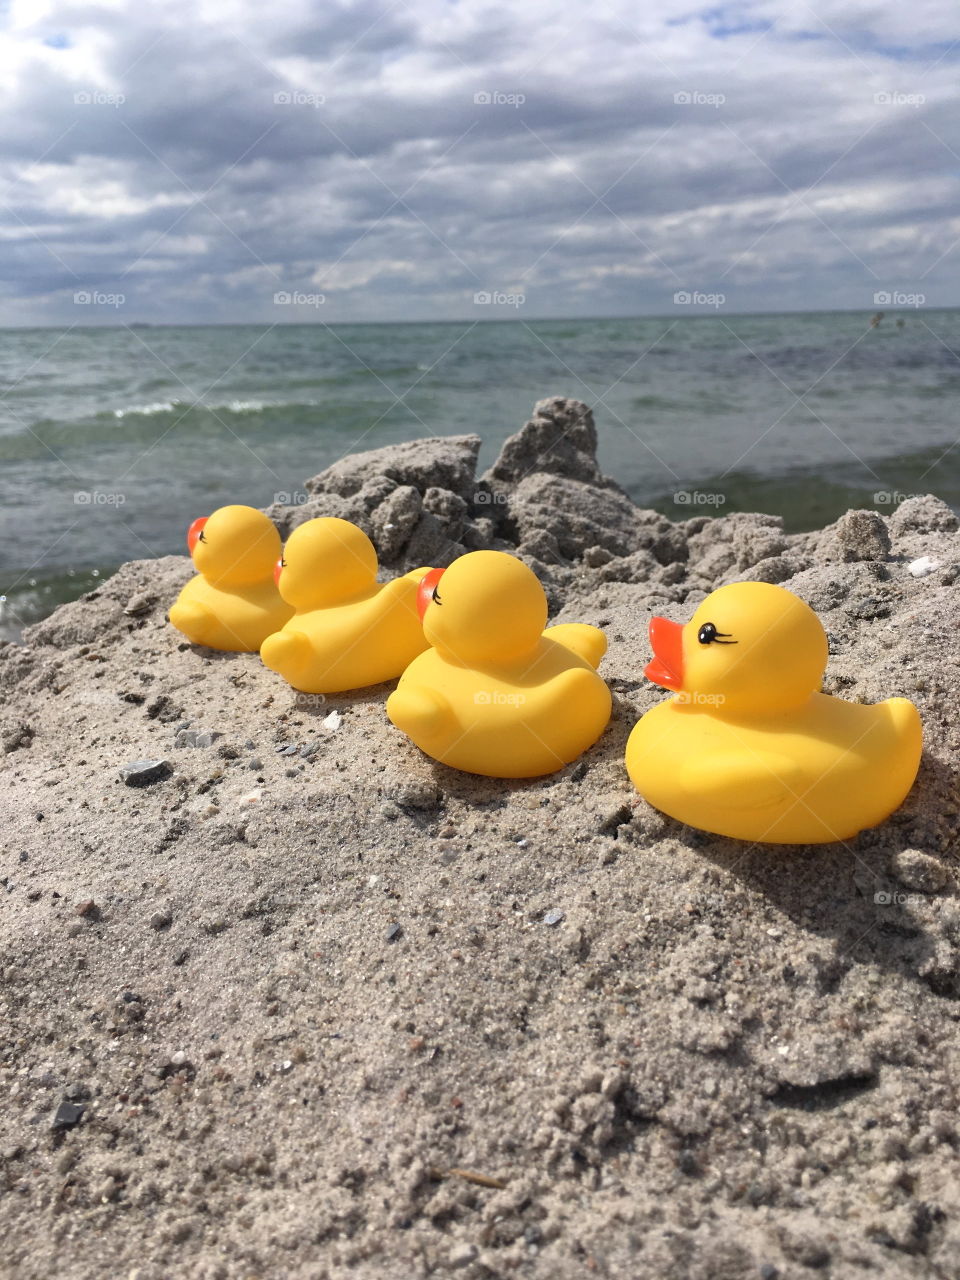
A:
2 399 960 1279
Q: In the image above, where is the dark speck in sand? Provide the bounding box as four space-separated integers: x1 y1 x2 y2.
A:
385 923 403 942
543 910 565 926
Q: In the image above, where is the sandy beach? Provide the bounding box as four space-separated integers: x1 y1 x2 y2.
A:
3 397 960 1279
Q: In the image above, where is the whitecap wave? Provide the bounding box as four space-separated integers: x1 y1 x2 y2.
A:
113 400 178 418
111 397 290 419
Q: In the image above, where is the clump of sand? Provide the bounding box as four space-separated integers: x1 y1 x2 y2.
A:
2 399 959 1279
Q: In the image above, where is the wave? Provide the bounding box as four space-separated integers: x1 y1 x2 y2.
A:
113 400 177 418
111 397 279 419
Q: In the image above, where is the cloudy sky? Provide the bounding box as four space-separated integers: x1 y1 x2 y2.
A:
1 0 958 324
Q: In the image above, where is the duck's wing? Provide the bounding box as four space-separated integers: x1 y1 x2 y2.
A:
168 597 214 641
386 685 454 738
678 750 806 811
543 623 607 669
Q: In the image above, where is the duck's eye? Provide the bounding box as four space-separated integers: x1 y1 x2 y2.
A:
280 557 286 567
431 587 442 606
198 530 207 544
698 621 735 645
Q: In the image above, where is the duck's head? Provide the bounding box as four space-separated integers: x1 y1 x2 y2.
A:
646 581 828 714
187 505 281 587
274 517 378 609
417 550 547 665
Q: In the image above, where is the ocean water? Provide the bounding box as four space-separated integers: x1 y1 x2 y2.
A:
2 312 959 640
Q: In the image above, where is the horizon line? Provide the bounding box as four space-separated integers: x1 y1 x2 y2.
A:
1 304 956 331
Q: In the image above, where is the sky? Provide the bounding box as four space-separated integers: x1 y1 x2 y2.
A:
0 0 958 324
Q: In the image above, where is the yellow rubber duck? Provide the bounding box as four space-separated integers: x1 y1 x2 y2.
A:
386 550 611 777
259 517 432 693
625 581 922 843
169 505 294 651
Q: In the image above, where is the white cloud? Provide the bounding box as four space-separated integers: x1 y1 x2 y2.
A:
0 0 958 322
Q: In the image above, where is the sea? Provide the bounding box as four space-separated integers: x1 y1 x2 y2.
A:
2 311 959 641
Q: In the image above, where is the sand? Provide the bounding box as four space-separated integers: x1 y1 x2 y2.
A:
2 397 960 1279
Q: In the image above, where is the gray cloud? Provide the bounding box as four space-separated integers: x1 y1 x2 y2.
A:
1 0 958 323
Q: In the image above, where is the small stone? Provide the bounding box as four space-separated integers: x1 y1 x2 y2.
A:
389 780 442 811
908 555 940 578
200 916 228 935
52 1101 84 1130
385 923 403 942
175 729 199 748
274 743 289 754
150 910 172 931
124 593 155 616
282 744 299 756
300 741 320 757
75 899 99 919
543 909 565 927
448 1244 478 1269
18 851 28 863
890 849 950 893
119 759 170 786
248 758 263 770
323 710 342 730
193 732 216 748
759 1266 779 1280
170 1050 188 1067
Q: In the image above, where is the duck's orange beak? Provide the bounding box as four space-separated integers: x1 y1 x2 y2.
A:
645 616 684 690
187 516 208 554
273 557 283 587
417 567 445 622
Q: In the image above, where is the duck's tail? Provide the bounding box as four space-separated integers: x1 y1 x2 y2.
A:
543 623 607 670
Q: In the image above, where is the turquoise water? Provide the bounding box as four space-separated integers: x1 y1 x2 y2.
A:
2 312 959 639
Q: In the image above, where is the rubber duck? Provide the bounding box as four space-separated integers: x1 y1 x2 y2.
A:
386 550 611 777
169 505 294 651
625 581 922 843
260 517 432 693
